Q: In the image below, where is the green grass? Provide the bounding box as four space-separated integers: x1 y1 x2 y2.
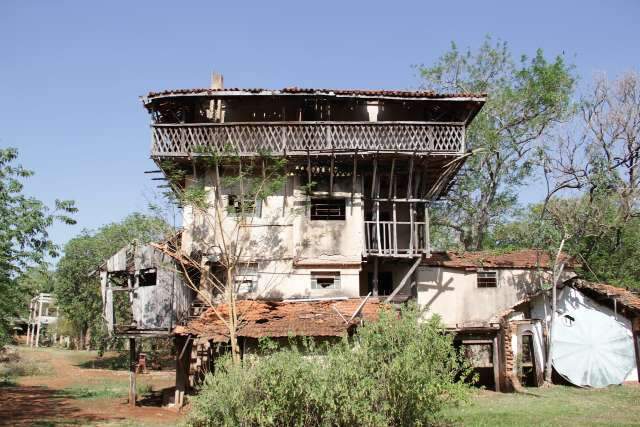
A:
62 380 153 400
445 385 640 426
0 346 53 382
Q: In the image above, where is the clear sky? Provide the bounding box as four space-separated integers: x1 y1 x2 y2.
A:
1 0 639 253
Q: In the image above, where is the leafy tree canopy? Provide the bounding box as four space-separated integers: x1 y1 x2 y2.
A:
417 37 575 250
0 147 76 345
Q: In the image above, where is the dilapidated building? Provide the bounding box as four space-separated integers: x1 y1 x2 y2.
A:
100 75 639 407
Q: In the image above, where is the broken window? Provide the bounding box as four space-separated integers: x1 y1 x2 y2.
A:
138 268 157 287
228 195 262 217
310 198 346 220
235 263 258 293
477 270 497 288
311 272 341 290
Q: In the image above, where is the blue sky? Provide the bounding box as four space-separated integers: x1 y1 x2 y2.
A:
1 0 639 252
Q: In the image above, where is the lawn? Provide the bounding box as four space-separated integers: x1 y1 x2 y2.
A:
447 385 640 426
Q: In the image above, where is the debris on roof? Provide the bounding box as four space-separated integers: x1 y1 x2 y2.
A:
422 249 577 270
144 87 487 100
174 298 385 342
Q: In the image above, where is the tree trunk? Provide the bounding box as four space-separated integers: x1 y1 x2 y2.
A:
544 238 566 384
226 269 241 364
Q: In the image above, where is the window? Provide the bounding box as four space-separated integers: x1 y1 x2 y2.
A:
477 270 497 288
139 268 157 287
310 198 346 220
228 195 262 217
311 271 341 290
235 263 258 293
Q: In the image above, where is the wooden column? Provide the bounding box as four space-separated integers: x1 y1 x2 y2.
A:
372 257 379 297
493 335 501 392
424 203 430 256
129 338 137 406
175 335 193 408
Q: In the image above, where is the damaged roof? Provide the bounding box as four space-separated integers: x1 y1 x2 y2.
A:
568 278 640 316
144 87 487 101
174 298 385 342
423 249 577 270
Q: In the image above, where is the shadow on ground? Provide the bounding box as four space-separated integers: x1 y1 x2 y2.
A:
0 385 116 426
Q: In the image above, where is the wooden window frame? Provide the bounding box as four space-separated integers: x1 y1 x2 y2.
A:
477 270 497 288
310 198 346 221
311 271 341 290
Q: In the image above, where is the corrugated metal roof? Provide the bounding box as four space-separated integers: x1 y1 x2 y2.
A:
145 87 486 100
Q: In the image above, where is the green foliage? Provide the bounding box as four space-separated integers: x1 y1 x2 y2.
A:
417 37 575 250
487 194 640 289
0 148 76 346
187 305 473 427
54 213 172 349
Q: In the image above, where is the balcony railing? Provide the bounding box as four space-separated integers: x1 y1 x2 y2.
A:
151 121 465 157
364 221 428 257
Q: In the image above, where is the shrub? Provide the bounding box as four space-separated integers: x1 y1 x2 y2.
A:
187 304 473 427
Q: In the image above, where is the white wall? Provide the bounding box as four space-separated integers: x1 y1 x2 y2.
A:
180 170 366 300
416 266 567 327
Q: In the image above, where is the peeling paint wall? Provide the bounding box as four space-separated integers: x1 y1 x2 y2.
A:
180 170 366 299
416 266 574 327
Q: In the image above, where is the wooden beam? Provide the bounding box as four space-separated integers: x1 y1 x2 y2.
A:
385 257 421 303
388 157 396 199
306 149 312 195
329 152 335 196
370 156 378 199
407 155 415 199
424 203 430 256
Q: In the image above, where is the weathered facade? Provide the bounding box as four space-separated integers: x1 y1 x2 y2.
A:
143 78 486 305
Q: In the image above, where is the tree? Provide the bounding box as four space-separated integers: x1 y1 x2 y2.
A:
417 37 575 250
0 147 76 346
158 150 287 364
55 213 172 349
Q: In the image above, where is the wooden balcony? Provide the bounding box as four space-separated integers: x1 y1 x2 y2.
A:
364 220 428 257
151 121 465 158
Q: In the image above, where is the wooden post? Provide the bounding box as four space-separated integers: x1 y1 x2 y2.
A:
408 202 415 256
175 335 193 408
329 152 335 196
129 338 137 407
493 335 501 392
392 202 398 256
424 203 430 256
388 158 395 199
372 257 379 297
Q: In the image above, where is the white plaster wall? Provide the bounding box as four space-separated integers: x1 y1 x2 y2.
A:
238 260 361 299
416 267 565 327
180 170 365 300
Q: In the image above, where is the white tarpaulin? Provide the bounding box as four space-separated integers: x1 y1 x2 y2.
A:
553 308 636 388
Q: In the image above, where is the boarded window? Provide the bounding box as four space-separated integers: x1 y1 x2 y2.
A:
228 195 262 217
139 269 157 287
235 263 258 293
477 270 497 288
310 198 346 220
311 272 341 290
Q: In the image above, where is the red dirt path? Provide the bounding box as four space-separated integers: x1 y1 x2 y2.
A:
0 347 182 426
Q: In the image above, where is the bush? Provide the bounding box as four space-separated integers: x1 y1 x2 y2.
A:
187 304 474 427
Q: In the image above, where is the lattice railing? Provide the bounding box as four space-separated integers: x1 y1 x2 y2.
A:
151 122 465 157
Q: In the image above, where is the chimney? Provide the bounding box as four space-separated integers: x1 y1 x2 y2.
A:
211 72 224 90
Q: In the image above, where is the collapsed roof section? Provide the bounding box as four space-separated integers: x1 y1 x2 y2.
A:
174 298 386 342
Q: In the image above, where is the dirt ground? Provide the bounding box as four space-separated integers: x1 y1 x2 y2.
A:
0 347 183 426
